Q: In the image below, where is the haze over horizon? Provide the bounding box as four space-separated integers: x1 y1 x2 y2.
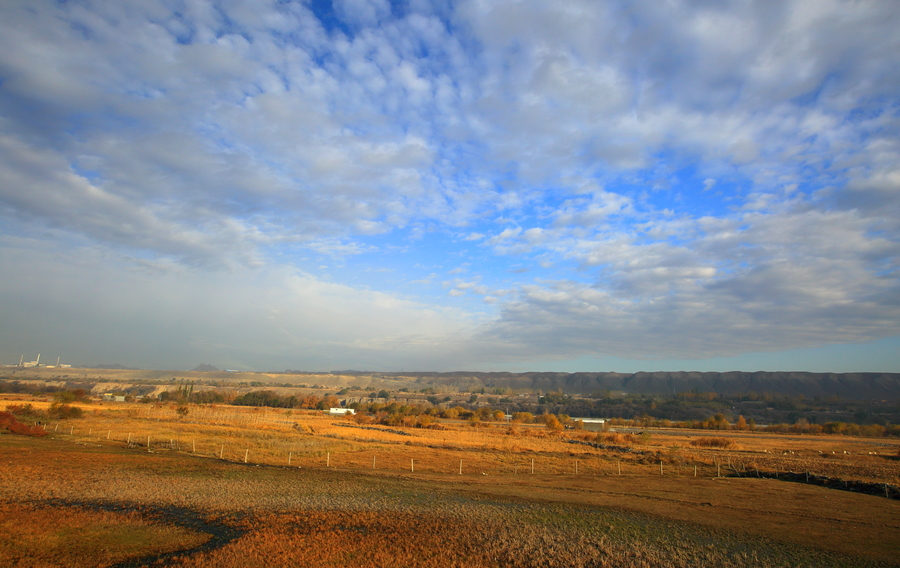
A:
2 1 899 374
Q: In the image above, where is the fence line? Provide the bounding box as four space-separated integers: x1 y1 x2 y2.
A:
54 423 739 478
42 411 897 499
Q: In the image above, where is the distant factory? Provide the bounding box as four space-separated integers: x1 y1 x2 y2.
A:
8 354 71 368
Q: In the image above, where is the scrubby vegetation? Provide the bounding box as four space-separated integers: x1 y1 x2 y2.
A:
2 382 900 567
689 437 737 449
497 389 900 436
4 374 900 439
0 411 47 437
598 432 635 446
2 431 897 567
5 402 83 421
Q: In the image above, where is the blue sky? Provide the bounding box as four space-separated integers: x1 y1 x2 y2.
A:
1 0 899 373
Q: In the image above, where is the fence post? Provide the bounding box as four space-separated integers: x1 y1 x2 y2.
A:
288 452 292 467
411 459 414 473
618 461 621 475
220 445 224 459
459 460 462 475
244 449 249 464
531 458 534 474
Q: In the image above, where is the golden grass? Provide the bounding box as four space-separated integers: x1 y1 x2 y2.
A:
599 432 635 445
4 394 900 567
690 436 738 449
4 396 899 485
1 433 898 567
0 501 208 567
169 508 815 568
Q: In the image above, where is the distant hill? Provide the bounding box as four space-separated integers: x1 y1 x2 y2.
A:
371 370 900 400
18 364 898 400
84 363 139 370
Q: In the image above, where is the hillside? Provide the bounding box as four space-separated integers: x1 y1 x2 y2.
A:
384 371 900 400
3 366 899 400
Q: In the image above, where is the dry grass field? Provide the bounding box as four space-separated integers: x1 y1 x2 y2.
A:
2 395 899 567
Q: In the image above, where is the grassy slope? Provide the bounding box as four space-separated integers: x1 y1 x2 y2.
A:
1 434 899 567
0 499 209 568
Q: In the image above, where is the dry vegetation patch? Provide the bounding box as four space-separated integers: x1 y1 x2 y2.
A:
2 434 900 567
3 399 900 567
0 502 209 568
168 507 855 568
689 436 737 449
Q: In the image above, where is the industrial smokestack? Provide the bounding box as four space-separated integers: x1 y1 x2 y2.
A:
19 354 23 366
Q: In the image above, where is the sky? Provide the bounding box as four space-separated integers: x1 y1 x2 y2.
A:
1 0 899 373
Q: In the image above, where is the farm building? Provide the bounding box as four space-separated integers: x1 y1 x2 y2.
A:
328 407 355 416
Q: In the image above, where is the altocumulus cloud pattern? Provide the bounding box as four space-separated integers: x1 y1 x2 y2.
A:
1 0 898 372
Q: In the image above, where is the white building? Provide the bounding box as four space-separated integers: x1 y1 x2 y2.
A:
328 407 355 416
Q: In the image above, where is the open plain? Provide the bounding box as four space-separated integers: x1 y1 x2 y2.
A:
2 396 899 567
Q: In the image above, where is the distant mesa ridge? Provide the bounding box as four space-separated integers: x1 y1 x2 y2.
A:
22 364 900 400
330 370 900 400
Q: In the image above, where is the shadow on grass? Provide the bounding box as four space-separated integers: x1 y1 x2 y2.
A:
34 499 245 568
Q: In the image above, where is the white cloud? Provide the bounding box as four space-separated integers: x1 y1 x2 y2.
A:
473 202 900 361
410 273 436 285
1 0 898 369
333 0 392 29
552 191 633 228
0 135 264 268
453 279 488 295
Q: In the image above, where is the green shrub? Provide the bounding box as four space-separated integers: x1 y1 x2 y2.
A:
47 403 84 419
